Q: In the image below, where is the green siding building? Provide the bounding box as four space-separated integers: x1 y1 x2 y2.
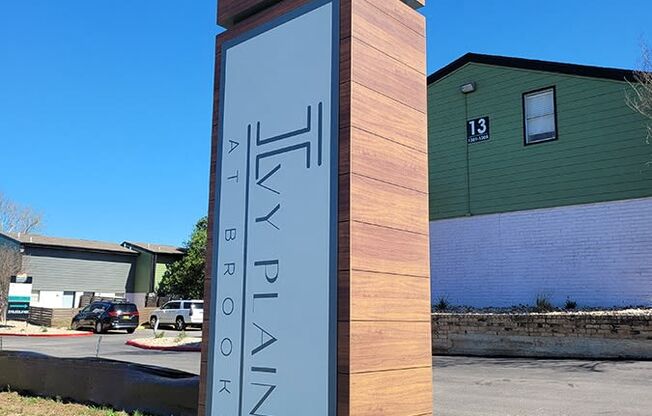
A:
121 241 186 307
428 54 652 308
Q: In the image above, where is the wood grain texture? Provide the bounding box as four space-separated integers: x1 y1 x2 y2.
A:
350 81 427 152
350 172 428 234
382 0 427 32
352 0 426 74
202 0 431 415
218 0 281 27
350 126 428 193
338 321 432 373
339 1 431 414
348 220 430 277
338 270 431 322
351 36 426 111
340 367 433 416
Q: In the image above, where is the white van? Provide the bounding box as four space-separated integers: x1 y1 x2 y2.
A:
149 300 204 330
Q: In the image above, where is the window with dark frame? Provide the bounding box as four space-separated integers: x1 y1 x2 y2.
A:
523 87 557 145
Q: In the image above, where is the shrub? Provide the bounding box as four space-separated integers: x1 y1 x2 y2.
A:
174 331 187 344
564 298 577 310
535 295 554 312
434 296 450 312
154 331 165 339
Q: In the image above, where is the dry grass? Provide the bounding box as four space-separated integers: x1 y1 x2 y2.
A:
0 321 89 335
0 391 144 416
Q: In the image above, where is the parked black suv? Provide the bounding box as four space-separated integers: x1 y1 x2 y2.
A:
71 300 139 334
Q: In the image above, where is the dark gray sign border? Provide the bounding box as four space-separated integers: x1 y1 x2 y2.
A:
206 1 340 414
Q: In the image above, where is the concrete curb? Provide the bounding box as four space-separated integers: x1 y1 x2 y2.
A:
126 339 201 352
0 351 198 416
0 331 93 338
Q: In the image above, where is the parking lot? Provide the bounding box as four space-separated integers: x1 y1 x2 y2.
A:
2 333 652 415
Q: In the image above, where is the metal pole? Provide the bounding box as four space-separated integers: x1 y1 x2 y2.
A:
96 336 102 358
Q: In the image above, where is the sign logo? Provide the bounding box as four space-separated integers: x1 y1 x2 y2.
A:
206 1 338 415
8 276 33 321
467 116 490 143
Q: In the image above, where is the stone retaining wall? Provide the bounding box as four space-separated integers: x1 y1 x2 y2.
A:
432 312 652 359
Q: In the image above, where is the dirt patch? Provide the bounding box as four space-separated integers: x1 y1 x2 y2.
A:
0 321 91 336
0 391 141 416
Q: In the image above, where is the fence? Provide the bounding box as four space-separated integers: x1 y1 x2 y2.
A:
29 306 158 328
29 307 79 328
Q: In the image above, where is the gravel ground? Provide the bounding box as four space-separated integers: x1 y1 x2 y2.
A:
129 334 201 348
0 321 89 336
432 307 652 315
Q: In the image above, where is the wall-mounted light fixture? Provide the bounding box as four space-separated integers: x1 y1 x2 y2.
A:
460 82 476 94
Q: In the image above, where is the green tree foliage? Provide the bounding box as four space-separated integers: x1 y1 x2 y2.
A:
157 216 207 299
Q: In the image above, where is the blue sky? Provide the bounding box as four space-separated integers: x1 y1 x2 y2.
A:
1 0 650 246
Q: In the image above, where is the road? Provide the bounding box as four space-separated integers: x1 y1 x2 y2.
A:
2 333 651 415
434 356 652 416
0 327 202 374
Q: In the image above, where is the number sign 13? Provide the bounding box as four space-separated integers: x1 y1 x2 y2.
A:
467 116 490 143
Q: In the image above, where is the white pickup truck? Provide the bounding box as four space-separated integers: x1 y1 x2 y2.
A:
149 300 204 330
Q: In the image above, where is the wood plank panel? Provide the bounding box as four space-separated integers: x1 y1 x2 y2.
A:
339 321 432 374
218 0 281 27
206 1 431 415
341 367 433 416
368 0 426 34
351 0 426 74
338 220 351 272
339 125 352 173
338 270 431 321
350 173 428 234
350 126 428 193
217 0 313 39
348 221 430 277
350 82 427 152
351 36 426 112
339 173 351 222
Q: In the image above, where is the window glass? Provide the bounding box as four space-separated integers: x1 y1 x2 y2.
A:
191 302 204 310
168 302 181 310
90 303 108 314
113 304 137 313
524 88 556 144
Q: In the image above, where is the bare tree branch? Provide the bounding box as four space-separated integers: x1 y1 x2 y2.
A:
0 192 43 234
626 43 652 151
0 244 22 324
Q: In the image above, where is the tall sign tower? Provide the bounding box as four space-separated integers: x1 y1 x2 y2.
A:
200 1 431 415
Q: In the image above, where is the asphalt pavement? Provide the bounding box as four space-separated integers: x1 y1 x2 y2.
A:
434 356 652 416
0 327 202 374
2 333 651 415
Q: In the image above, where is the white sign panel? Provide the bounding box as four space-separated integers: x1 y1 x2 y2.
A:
206 1 338 415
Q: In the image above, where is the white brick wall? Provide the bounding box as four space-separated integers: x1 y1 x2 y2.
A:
430 197 652 308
